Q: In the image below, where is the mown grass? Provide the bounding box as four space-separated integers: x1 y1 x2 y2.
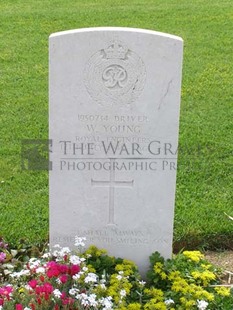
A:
0 0 232 249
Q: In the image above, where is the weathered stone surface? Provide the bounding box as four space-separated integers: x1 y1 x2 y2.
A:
49 27 183 276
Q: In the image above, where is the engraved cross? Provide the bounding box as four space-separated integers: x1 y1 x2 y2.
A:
91 159 134 225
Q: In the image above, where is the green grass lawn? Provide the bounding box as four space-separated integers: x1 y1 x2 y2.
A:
0 0 232 249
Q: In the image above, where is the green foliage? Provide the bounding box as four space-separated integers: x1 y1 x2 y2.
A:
145 250 233 309
1 242 233 309
0 0 232 249
84 245 118 276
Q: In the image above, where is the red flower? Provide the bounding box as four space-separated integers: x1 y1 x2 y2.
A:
62 296 75 306
47 263 60 278
47 267 60 278
43 282 54 294
30 303 36 310
63 254 68 262
37 297 42 305
59 274 68 283
40 275 45 282
58 264 69 274
28 279 38 289
69 264 80 276
61 292 67 299
35 286 42 295
16 304 23 310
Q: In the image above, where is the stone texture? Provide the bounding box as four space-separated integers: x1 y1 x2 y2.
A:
49 27 183 276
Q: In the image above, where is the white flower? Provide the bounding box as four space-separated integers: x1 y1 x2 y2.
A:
82 266 88 272
165 298 175 305
88 293 98 306
24 284 32 291
42 252 51 259
24 308 32 310
69 288 79 295
100 278 106 284
53 288 62 298
138 280 146 286
120 289 126 298
60 247 71 256
99 296 113 309
10 269 30 278
116 274 122 280
84 272 98 283
28 257 39 263
36 267 45 274
53 246 71 258
73 273 81 280
197 300 208 310
56 278 62 285
70 255 81 265
76 293 89 306
100 283 107 290
28 258 41 269
75 236 86 247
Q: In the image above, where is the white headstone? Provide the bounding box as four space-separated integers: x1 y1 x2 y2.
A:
49 27 183 276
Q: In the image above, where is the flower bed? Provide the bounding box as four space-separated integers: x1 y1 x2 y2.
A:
0 237 233 309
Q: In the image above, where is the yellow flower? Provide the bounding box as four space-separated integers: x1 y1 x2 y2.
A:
171 278 189 293
201 263 212 270
115 259 136 276
144 288 164 300
86 264 96 273
85 245 107 257
183 250 204 263
168 270 181 281
144 299 166 310
191 270 216 286
180 297 196 308
199 290 214 301
18 287 25 293
214 286 231 297
160 272 167 280
127 303 142 310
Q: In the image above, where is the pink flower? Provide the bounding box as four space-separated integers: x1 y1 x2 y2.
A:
59 274 68 284
28 279 38 289
0 285 13 297
46 261 60 278
58 264 69 274
47 261 57 268
62 296 75 306
61 292 67 299
35 283 53 295
0 252 6 263
43 282 54 294
16 304 23 310
0 241 8 248
69 264 80 276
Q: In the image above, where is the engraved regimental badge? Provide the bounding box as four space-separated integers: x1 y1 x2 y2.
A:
84 40 146 106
